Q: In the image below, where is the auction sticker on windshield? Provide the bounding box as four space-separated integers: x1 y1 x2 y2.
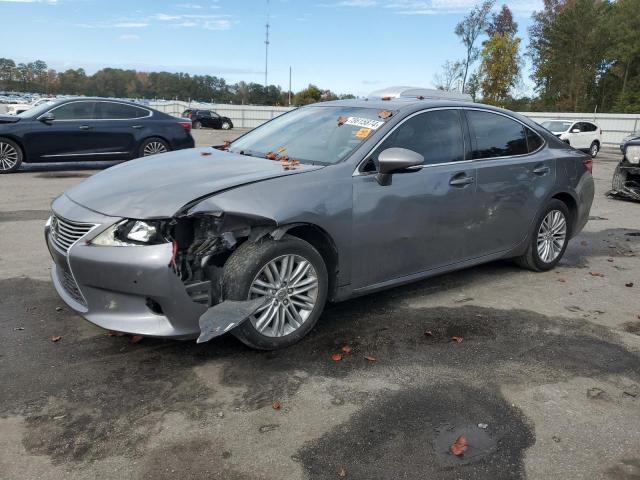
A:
345 117 385 129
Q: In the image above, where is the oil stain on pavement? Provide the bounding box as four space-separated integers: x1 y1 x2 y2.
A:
1 276 639 478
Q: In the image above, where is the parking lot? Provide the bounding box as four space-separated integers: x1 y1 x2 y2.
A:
1 135 639 479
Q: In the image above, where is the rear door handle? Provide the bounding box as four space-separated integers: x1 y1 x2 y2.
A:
79 125 92 130
449 175 475 187
532 166 550 175
131 125 143 129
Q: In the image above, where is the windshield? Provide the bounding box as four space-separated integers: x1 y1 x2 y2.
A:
17 100 56 118
229 106 388 165
541 121 572 132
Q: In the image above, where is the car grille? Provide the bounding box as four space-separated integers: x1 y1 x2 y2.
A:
58 262 87 306
50 214 96 253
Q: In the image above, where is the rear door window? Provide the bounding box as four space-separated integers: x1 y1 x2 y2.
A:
96 102 149 119
374 109 465 166
51 101 98 120
466 110 528 159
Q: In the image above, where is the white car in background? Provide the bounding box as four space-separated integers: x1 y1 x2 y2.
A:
541 120 602 157
5 97 55 115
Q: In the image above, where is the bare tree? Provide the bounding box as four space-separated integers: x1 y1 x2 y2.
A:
455 0 494 91
433 60 464 91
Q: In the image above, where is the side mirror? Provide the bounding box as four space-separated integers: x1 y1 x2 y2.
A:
39 112 55 123
571 128 581 133
376 147 424 186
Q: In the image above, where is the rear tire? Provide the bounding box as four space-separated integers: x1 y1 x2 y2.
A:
515 199 571 272
221 121 231 130
590 141 600 157
222 235 328 350
192 120 202 129
0 137 23 174
139 137 170 157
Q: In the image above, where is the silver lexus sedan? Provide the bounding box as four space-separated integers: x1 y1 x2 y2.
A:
45 87 595 350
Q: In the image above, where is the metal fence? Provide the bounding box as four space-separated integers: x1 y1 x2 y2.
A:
150 101 639 146
519 112 639 147
149 101 294 129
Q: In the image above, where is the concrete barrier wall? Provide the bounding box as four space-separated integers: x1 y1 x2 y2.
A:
150 101 640 146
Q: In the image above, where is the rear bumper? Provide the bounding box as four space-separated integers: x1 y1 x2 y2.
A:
173 134 195 151
573 173 595 236
47 196 204 338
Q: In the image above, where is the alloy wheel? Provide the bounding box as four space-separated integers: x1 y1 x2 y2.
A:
248 254 318 337
143 141 167 156
590 143 599 157
0 141 19 171
536 210 567 263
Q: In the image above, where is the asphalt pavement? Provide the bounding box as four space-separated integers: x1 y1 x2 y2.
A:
1 133 639 480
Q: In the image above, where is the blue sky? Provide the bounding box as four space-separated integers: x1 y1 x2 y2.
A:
1 0 542 96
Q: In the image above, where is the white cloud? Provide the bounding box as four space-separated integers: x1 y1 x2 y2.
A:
320 0 541 15
0 0 57 3
176 3 204 8
118 34 140 41
113 22 149 28
153 12 233 30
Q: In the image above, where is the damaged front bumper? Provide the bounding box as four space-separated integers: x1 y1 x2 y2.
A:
46 195 273 341
608 163 640 202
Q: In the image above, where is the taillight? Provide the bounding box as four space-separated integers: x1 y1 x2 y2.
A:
178 121 192 130
583 158 593 173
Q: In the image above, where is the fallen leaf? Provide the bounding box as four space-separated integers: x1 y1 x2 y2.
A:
417 95 425 100
381 96 392 101
338 467 347 477
201 151 212 156
378 110 393 119
131 335 144 344
341 344 353 353
331 353 343 362
364 355 377 363
107 331 125 337
223 140 231 149
424 330 434 337
51 335 62 342
276 146 287 153
55 306 63 312
265 151 278 160
580 240 588 246
589 272 605 277
607 258 614 262
449 435 468 456
557 278 566 283
626 282 634 287
337 116 347 126
272 400 281 410
452 336 464 343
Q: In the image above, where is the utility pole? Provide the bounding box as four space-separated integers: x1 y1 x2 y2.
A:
264 0 270 88
288 66 292 106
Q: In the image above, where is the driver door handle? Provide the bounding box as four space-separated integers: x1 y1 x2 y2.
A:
131 125 143 129
79 125 92 130
449 174 474 187
532 166 550 175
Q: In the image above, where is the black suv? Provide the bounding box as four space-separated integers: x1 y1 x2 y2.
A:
182 109 233 130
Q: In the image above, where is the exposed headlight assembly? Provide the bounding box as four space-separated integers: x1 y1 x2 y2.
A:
90 219 167 246
626 145 640 164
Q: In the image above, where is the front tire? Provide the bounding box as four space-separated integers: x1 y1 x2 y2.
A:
612 164 627 191
590 141 600 157
0 137 23 174
221 121 231 130
515 199 571 272
222 235 328 350
139 137 170 157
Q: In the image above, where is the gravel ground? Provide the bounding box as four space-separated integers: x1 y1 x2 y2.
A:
0 134 639 480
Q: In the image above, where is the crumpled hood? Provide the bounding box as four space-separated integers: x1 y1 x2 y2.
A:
64 147 324 219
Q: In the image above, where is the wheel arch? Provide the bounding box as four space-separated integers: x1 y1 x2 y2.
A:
281 223 339 301
0 135 27 162
551 191 578 233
